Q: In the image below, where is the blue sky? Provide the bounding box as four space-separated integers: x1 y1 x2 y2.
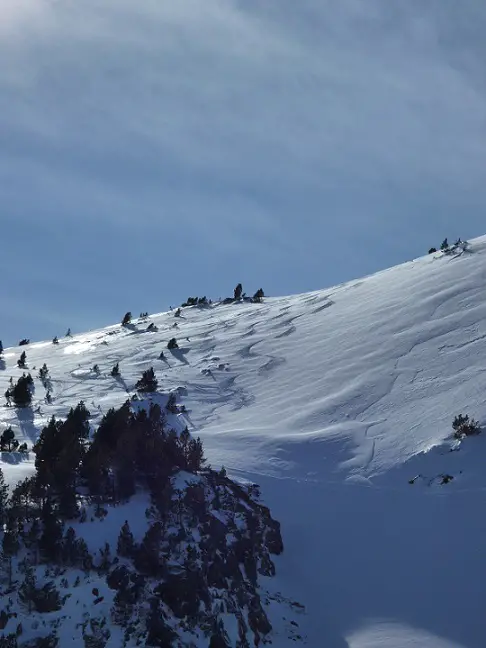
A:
1 0 486 346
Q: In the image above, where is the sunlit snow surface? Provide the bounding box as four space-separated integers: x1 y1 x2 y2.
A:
2 239 486 646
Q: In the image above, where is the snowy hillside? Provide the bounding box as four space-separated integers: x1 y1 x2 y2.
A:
2 237 486 647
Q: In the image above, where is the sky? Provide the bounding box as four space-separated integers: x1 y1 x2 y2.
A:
1 0 486 347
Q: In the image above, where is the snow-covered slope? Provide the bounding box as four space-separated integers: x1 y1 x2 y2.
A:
2 237 486 647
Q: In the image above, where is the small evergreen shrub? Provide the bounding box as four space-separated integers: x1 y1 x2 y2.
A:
452 414 480 438
253 288 264 302
167 338 178 350
234 283 243 300
111 363 120 377
18 339 29 347
121 312 132 326
428 247 437 254
136 368 158 393
0 427 18 451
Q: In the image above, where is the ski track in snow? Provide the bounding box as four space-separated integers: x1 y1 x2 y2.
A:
3 239 486 646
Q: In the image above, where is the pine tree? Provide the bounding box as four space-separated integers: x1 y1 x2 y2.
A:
117 521 136 558
39 499 63 563
135 367 158 393
0 340 3 355
253 288 264 302
10 375 33 407
17 351 26 369
146 598 177 647
98 542 112 573
18 566 37 613
111 363 120 377
52 336 59 345
2 513 19 586
234 283 243 300
65 328 71 337
0 467 9 525
135 522 162 575
1 427 16 451
121 312 132 326
167 338 178 350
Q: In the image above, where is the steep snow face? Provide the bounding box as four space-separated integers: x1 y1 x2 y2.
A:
2 237 486 647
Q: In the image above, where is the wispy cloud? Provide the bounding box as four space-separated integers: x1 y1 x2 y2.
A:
1 0 486 343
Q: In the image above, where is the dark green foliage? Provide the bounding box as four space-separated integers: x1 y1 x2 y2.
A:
0 340 3 355
134 522 163 576
234 283 243 300
110 363 120 377
452 414 481 438
92 364 100 374
65 328 71 337
38 364 49 380
253 288 264 302
146 322 158 332
19 568 62 613
167 338 178 350
121 312 132 326
33 404 89 515
136 367 158 393
52 336 59 345
145 598 176 647
440 238 449 251
39 499 63 563
18 339 29 347
10 477 40 523
18 566 37 613
0 467 9 524
428 247 437 254
209 620 231 648
1 427 17 451
2 513 19 586
8 374 33 407
166 393 178 414
17 351 27 368
97 542 112 573
117 521 136 558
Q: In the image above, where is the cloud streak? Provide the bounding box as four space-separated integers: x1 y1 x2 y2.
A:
1 0 486 343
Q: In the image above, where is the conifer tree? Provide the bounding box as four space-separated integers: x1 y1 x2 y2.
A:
39 499 63 563
2 513 19 586
0 467 9 525
117 521 136 558
111 363 120 377
135 367 158 393
10 374 33 407
18 566 37 613
135 522 162 575
17 351 26 368
1 427 17 451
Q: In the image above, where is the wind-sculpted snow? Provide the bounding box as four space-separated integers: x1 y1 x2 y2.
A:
2 238 486 646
